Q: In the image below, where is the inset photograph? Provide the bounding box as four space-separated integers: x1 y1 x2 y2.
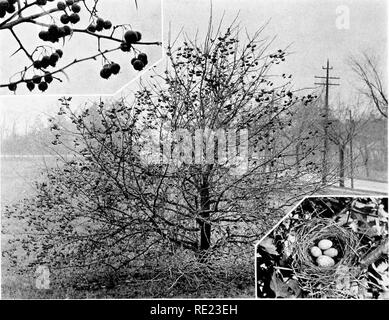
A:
0 0 162 95
256 197 388 299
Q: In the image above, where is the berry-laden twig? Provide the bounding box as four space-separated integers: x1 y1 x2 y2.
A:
0 0 162 93
0 46 120 91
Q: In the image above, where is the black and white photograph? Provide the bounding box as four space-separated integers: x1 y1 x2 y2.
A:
256 196 388 299
0 0 387 301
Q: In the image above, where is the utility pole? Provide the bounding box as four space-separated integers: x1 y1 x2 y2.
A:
314 59 340 184
349 109 354 189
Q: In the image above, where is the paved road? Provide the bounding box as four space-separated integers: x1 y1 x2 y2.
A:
342 178 388 193
324 178 388 196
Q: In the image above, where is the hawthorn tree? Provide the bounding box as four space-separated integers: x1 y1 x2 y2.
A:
0 0 161 93
3 19 326 290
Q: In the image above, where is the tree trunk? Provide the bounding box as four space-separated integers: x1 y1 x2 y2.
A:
199 181 211 259
295 143 300 174
339 145 345 187
363 144 370 178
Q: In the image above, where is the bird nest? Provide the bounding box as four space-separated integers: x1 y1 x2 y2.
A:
290 218 362 298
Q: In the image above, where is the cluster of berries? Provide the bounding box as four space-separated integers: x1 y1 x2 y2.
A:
87 17 112 32
39 24 72 43
7 47 63 92
56 1 82 26
119 30 148 71
28 73 54 92
8 72 54 93
33 49 63 69
131 53 148 71
59 7 81 25
57 0 79 11
120 42 132 52
0 0 17 18
124 30 142 44
99 62 121 79
119 30 142 52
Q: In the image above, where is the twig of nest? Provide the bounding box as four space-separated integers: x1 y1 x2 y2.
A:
290 218 363 298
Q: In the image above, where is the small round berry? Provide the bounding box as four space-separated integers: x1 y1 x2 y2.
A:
57 1 66 10
38 81 48 92
60 14 70 24
96 18 104 27
44 73 53 83
95 24 103 32
62 25 72 36
120 42 131 52
65 0 74 5
87 24 96 33
69 13 80 24
132 59 144 71
48 24 60 35
135 31 142 41
49 53 59 66
38 30 50 41
110 63 120 75
55 49 63 58
124 30 138 44
41 56 51 68
100 66 112 79
6 3 15 13
137 53 148 65
50 52 60 62
36 0 47 5
26 81 35 92
103 20 112 30
95 18 104 31
8 82 17 92
71 3 80 13
32 75 42 84
33 60 42 69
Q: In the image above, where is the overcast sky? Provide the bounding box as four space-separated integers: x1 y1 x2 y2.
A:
0 0 387 134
